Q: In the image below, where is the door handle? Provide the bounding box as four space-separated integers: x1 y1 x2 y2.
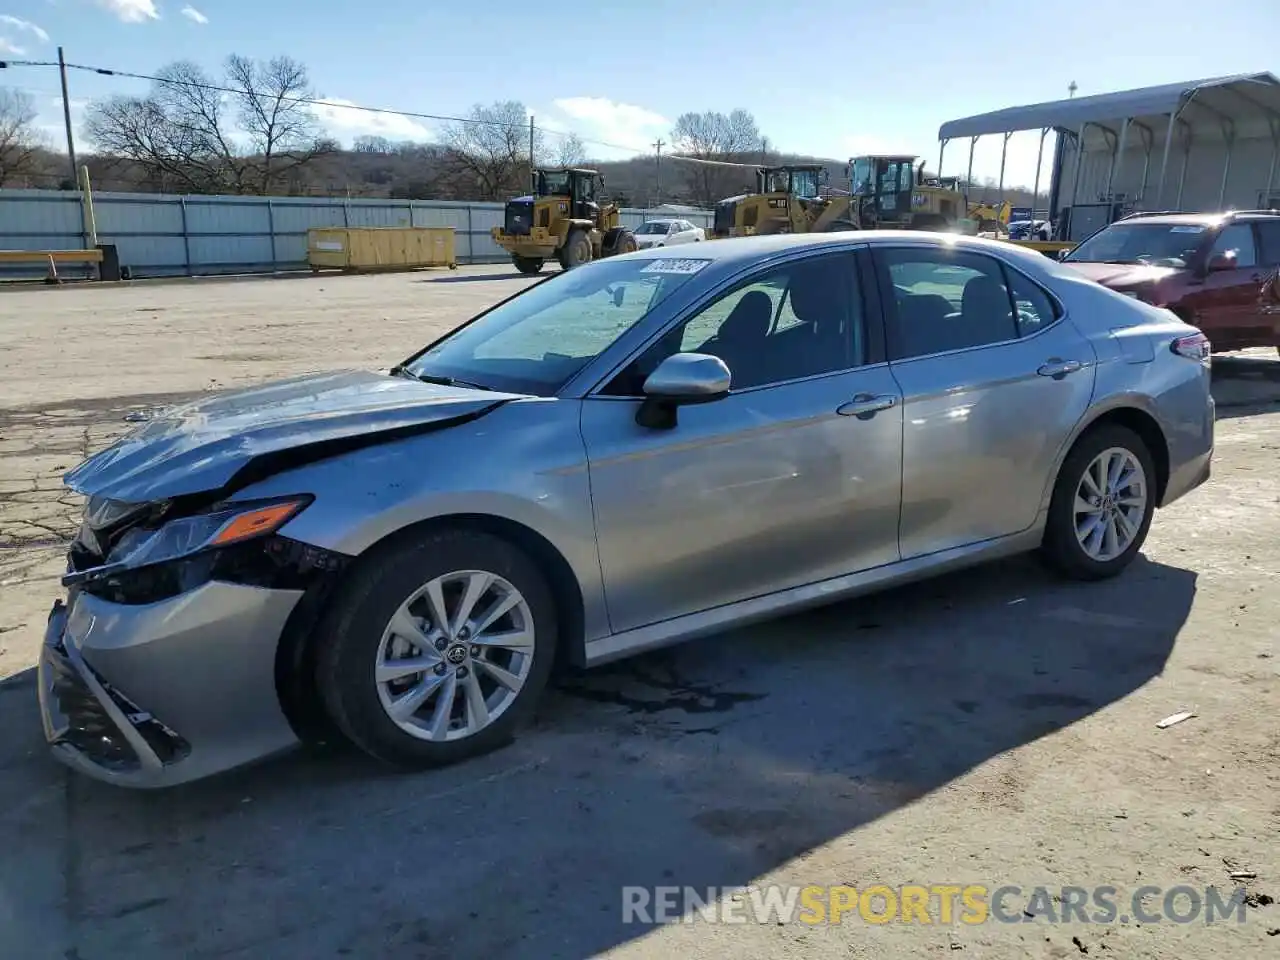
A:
1037 359 1084 380
837 393 897 419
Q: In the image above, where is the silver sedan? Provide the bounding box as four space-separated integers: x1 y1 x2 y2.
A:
40 233 1214 788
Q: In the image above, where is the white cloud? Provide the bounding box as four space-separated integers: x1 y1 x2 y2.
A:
93 0 159 22
180 4 207 23
313 98 432 145
544 97 669 158
0 37 25 54
0 15 50 42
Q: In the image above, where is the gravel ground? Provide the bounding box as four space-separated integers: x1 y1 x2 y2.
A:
0 267 1276 959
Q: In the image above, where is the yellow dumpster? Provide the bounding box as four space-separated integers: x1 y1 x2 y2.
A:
307 227 457 273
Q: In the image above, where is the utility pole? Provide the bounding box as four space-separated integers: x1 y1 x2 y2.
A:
653 138 663 208
760 136 769 166
528 115 536 191
57 46 78 186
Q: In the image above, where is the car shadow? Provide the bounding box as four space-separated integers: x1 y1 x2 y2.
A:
1212 353 1280 419
0 553 1193 959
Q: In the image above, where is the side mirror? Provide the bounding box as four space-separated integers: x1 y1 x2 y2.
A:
611 285 625 307
1056 249 1071 261
1207 252 1237 272
636 353 731 429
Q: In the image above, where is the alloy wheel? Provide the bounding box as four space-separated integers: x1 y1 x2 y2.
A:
1073 447 1148 562
374 570 535 741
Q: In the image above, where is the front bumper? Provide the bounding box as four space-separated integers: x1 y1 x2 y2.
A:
491 225 557 258
39 581 304 788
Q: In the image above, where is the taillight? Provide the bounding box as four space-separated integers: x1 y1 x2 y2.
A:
1171 332 1211 363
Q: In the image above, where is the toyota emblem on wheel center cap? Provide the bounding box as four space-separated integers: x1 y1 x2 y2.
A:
445 644 469 665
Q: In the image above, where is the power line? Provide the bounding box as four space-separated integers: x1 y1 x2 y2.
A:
3 54 774 168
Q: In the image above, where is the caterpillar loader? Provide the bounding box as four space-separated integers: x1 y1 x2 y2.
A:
847 155 977 233
491 167 638 274
968 199 1013 235
710 164 854 239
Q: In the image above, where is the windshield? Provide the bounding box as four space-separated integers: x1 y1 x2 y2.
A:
850 158 873 196
537 170 571 196
404 257 711 396
636 221 672 234
1065 221 1211 267
791 169 819 198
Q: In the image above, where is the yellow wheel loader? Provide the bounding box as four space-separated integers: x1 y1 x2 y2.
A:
846 155 977 233
710 165 855 239
490 168 638 274
967 199 1013 235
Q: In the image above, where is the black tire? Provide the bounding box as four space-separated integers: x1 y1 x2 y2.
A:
559 229 592 270
1041 424 1157 581
512 255 543 275
602 226 638 257
314 527 558 769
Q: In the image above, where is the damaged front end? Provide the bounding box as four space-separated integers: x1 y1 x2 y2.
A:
41 370 521 786
41 491 352 785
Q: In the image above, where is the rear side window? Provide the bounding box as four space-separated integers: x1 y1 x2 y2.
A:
879 248 1019 359
1002 265 1059 337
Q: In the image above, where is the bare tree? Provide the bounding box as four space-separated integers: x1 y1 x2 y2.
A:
82 55 333 195
0 88 43 186
670 108 763 205
225 55 332 193
441 101 542 201
353 134 394 154
548 131 587 168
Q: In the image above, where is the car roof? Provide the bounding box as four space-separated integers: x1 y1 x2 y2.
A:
1113 211 1280 227
622 231 1052 268
1114 213 1228 226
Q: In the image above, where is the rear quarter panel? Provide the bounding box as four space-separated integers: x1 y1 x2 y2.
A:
1039 270 1214 509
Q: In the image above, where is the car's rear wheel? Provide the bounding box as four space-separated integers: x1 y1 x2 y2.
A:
1042 424 1156 580
314 528 557 768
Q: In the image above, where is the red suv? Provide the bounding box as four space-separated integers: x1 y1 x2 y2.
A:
1060 210 1280 354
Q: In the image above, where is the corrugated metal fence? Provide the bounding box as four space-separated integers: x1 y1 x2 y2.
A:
0 189 714 279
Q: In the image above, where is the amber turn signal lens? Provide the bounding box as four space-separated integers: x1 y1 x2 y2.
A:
210 501 304 547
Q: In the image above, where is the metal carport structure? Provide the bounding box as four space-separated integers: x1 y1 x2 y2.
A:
936 73 1280 240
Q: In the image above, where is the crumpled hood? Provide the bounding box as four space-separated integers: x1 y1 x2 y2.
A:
1061 261 1179 289
65 370 519 503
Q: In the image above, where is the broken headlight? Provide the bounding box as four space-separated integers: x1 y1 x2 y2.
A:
64 496 311 588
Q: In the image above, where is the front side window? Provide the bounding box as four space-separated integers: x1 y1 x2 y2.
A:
1254 220 1280 266
1208 223 1257 267
881 248 1019 359
604 252 862 395
636 221 671 235
406 258 709 396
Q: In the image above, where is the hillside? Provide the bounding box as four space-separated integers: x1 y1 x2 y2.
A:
11 145 1046 210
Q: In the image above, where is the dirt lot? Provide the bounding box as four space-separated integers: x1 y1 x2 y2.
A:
0 267 1277 960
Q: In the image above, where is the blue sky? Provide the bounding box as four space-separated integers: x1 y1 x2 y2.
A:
2 0 1278 188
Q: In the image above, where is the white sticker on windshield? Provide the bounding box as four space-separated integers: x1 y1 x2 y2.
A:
640 258 711 275
1169 225 1205 233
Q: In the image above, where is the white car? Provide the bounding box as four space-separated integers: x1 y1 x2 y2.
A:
633 218 705 249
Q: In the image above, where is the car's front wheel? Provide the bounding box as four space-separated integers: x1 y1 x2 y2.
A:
1042 424 1156 580
314 528 557 768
